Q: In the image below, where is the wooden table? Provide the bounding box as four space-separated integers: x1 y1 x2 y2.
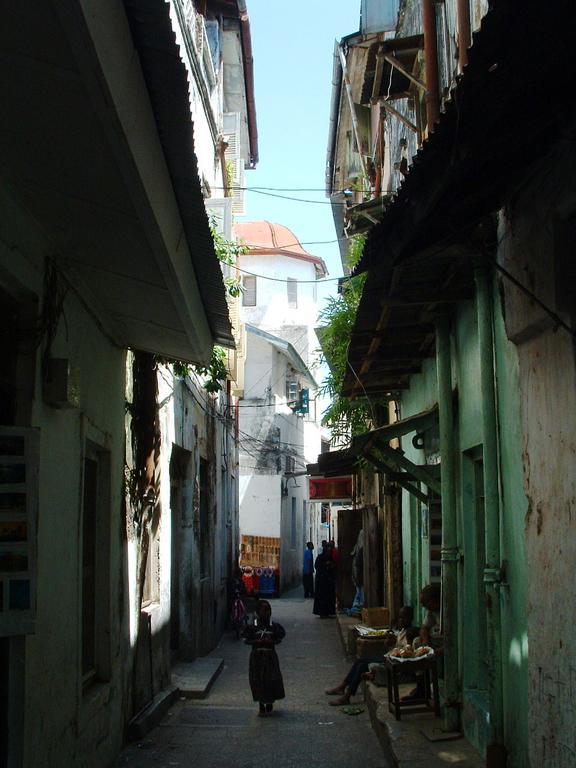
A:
383 655 441 720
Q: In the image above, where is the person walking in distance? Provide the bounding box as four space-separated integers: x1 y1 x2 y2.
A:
242 601 286 716
313 541 336 618
303 541 315 598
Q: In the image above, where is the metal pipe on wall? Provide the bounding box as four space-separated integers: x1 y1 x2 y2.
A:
456 0 471 73
422 0 440 129
474 265 507 767
435 315 460 732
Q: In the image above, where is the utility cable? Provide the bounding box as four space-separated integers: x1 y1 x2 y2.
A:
494 262 576 339
236 266 342 284
212 186 350 193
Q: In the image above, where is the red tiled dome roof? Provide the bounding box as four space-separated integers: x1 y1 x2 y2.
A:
233 221 327 276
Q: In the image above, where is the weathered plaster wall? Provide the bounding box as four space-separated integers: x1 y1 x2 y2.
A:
239 475 281 538
158 371 237 660
0 196 129 768
26 293 127 768
499 141 576 768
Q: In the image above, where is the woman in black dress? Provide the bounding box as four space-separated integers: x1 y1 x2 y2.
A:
313 541 336 617
243 600 285 716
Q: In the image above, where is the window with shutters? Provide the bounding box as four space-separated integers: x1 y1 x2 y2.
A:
287 278 298 308
0 427 39 638
222 113 245 215
242 275 256 306
286 376 299 403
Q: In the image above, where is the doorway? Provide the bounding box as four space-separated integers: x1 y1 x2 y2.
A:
169 447 192 658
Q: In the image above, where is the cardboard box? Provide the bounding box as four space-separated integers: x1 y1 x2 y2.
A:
361 607 390 628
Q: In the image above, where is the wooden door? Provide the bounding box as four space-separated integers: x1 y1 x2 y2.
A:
336 509 362 609
363 505 382 608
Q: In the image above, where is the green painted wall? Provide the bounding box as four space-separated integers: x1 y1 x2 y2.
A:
453 300 490 753
399 356 438 621
491 280 529 768
394 293 528 765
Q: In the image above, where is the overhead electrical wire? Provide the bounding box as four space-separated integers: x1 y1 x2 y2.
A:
236 266 343 284
212 185 349 192
239 237 343 249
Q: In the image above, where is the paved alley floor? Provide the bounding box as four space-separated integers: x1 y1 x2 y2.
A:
117 590 388 768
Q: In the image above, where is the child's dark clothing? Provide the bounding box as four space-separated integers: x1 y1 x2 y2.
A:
243 621 286 703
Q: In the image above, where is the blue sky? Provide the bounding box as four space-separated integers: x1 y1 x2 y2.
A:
238 1 361 302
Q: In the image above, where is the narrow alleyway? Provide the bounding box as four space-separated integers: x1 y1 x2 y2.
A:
117 590 387 768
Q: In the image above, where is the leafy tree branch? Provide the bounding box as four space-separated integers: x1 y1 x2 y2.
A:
317 235 376 443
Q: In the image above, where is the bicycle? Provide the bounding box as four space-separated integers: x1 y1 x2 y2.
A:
230 589 247 639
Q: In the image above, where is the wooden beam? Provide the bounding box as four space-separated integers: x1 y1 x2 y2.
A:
366 445 442 494
382 53 427 92
342 383 410 396
368 457 429 504
378 291 472 306
362 365 422 377
371 46 386 104
352 324 435 340
380 100 418 133
382 34 424 54
359 349 428 362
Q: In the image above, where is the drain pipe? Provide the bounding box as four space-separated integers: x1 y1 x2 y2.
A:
435 315 460 733
422 0 440 129
474 265 506 767
456 0 471 73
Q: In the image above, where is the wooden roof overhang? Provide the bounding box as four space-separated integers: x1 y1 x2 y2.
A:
343 242 475 397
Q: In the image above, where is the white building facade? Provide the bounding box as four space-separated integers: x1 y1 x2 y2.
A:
234 223 328 592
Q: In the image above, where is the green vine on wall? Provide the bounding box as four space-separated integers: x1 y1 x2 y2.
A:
317 235 377 442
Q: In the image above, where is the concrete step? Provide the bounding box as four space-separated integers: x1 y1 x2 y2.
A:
127 686 179 741
335 612 360 658
172 657 224 699
364 681 483 768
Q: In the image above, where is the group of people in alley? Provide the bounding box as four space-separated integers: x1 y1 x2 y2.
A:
239 538 442 717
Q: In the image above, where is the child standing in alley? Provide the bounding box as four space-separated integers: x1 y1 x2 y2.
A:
242 600 286 716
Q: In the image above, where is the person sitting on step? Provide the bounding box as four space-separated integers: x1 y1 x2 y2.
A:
324 606 417 706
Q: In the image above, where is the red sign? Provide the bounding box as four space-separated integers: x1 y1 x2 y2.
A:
308 475 353 502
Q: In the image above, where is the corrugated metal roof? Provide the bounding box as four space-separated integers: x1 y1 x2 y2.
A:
123 0 234 348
